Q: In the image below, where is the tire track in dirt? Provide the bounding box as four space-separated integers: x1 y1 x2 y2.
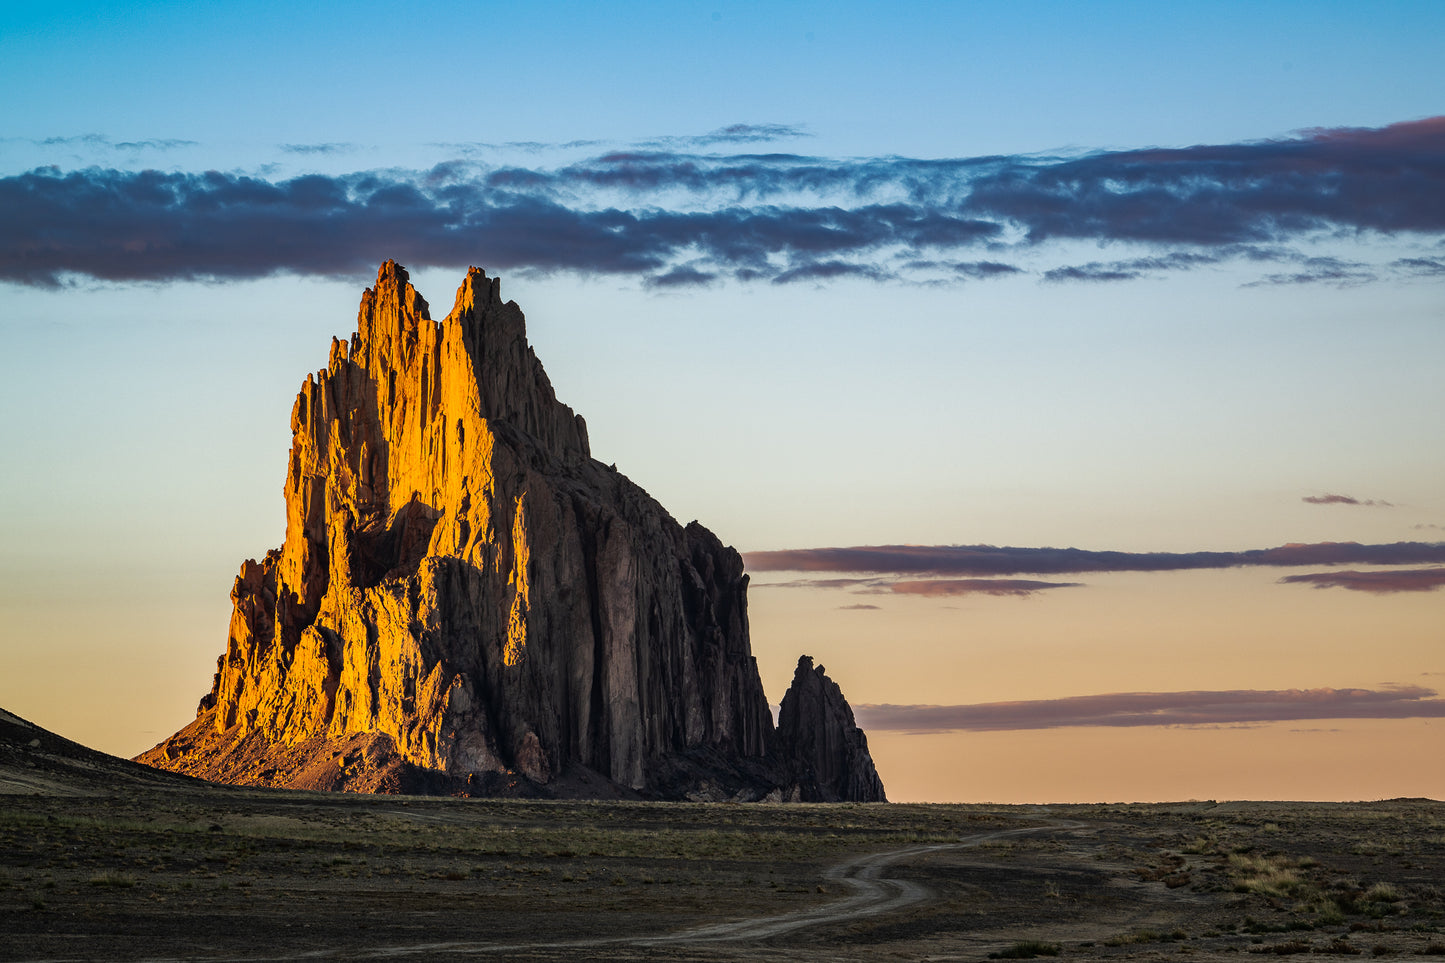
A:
213 816 1084 960
91 817 1083 961
639 819 1085 945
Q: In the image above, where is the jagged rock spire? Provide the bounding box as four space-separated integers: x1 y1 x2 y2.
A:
139 263 883 801
777 656 888 802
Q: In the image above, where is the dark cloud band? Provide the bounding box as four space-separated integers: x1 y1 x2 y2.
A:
856 685 1445 732
755 575 1081 597
4 117 1443 286
743 541 1445 577
889 579 1081 597
1278 568 1445 594
1302 493 1394 507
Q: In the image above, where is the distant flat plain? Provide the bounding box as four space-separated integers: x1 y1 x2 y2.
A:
3 710 1443 962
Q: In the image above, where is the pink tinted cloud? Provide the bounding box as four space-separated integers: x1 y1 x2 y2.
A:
889 579 1080 598
1278 568 1445 594
855 686 1445 733
743 541 1445 576
751 577 888 591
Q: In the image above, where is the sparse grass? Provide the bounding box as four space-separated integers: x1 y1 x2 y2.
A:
1230 853 1311 898
87 871 137 887
1366 883 1401 903
1312 898 1349 925
1105 929 1188 946
7 788 1445 961
1321 938 1363 955
1249 940 1314 955
1182 836 1214 854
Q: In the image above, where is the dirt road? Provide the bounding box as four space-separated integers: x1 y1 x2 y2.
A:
642 820 1083 946
10 785 1442 963
280 818 1084 960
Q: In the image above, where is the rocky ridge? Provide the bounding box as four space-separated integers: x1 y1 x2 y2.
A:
139 262 885 802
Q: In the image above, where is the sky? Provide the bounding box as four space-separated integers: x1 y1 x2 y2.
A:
1 0 1442 803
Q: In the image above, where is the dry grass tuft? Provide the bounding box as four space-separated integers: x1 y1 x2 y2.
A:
991 940 1062 958
1230 854 1309 898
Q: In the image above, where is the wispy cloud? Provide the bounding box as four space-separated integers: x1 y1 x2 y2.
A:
430 139 609 157
855 685 1445 733
29 134 197 151
435 125 807 159
888 579 1081 597
1043 263 1143 283
643 264 717 289
755 574 1080 597
1242 256 1377 287
642 123 812 148
902 259 1024 280
1394 256 1445 276
754 577 886 591
744 541 1445 576
4 117 1444 286
1279 568 1445 594
771 260 897 284
1303 493 1394 507
1043 249 1345 284
279 142 360 155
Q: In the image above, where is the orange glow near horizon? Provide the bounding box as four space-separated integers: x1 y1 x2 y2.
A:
748 565 1444 803
867 720 1445 804
4 550 1441 805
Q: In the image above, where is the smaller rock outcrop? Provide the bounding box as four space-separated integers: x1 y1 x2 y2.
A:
775 656 887 802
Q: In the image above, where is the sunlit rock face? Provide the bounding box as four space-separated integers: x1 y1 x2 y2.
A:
138 262 883 801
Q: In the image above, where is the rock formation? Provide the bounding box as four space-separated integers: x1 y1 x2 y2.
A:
139 262 884 802
775 656 887 802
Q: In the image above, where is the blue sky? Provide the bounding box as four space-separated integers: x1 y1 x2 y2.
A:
2 1 1442 801
7 1 1444 162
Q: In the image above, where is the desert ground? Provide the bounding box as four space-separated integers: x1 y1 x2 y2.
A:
3 710 1443 962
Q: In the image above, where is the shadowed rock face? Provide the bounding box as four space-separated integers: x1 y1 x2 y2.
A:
776 656 888 802
138 262 883 801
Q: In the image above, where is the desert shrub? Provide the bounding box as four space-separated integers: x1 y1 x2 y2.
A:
1105 930 1186 946
990 941 1061 959
87 872 136 888
1246 917 1302 935
1314 899 1348 925
1320 939 1362 955
1248 941 1313 955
